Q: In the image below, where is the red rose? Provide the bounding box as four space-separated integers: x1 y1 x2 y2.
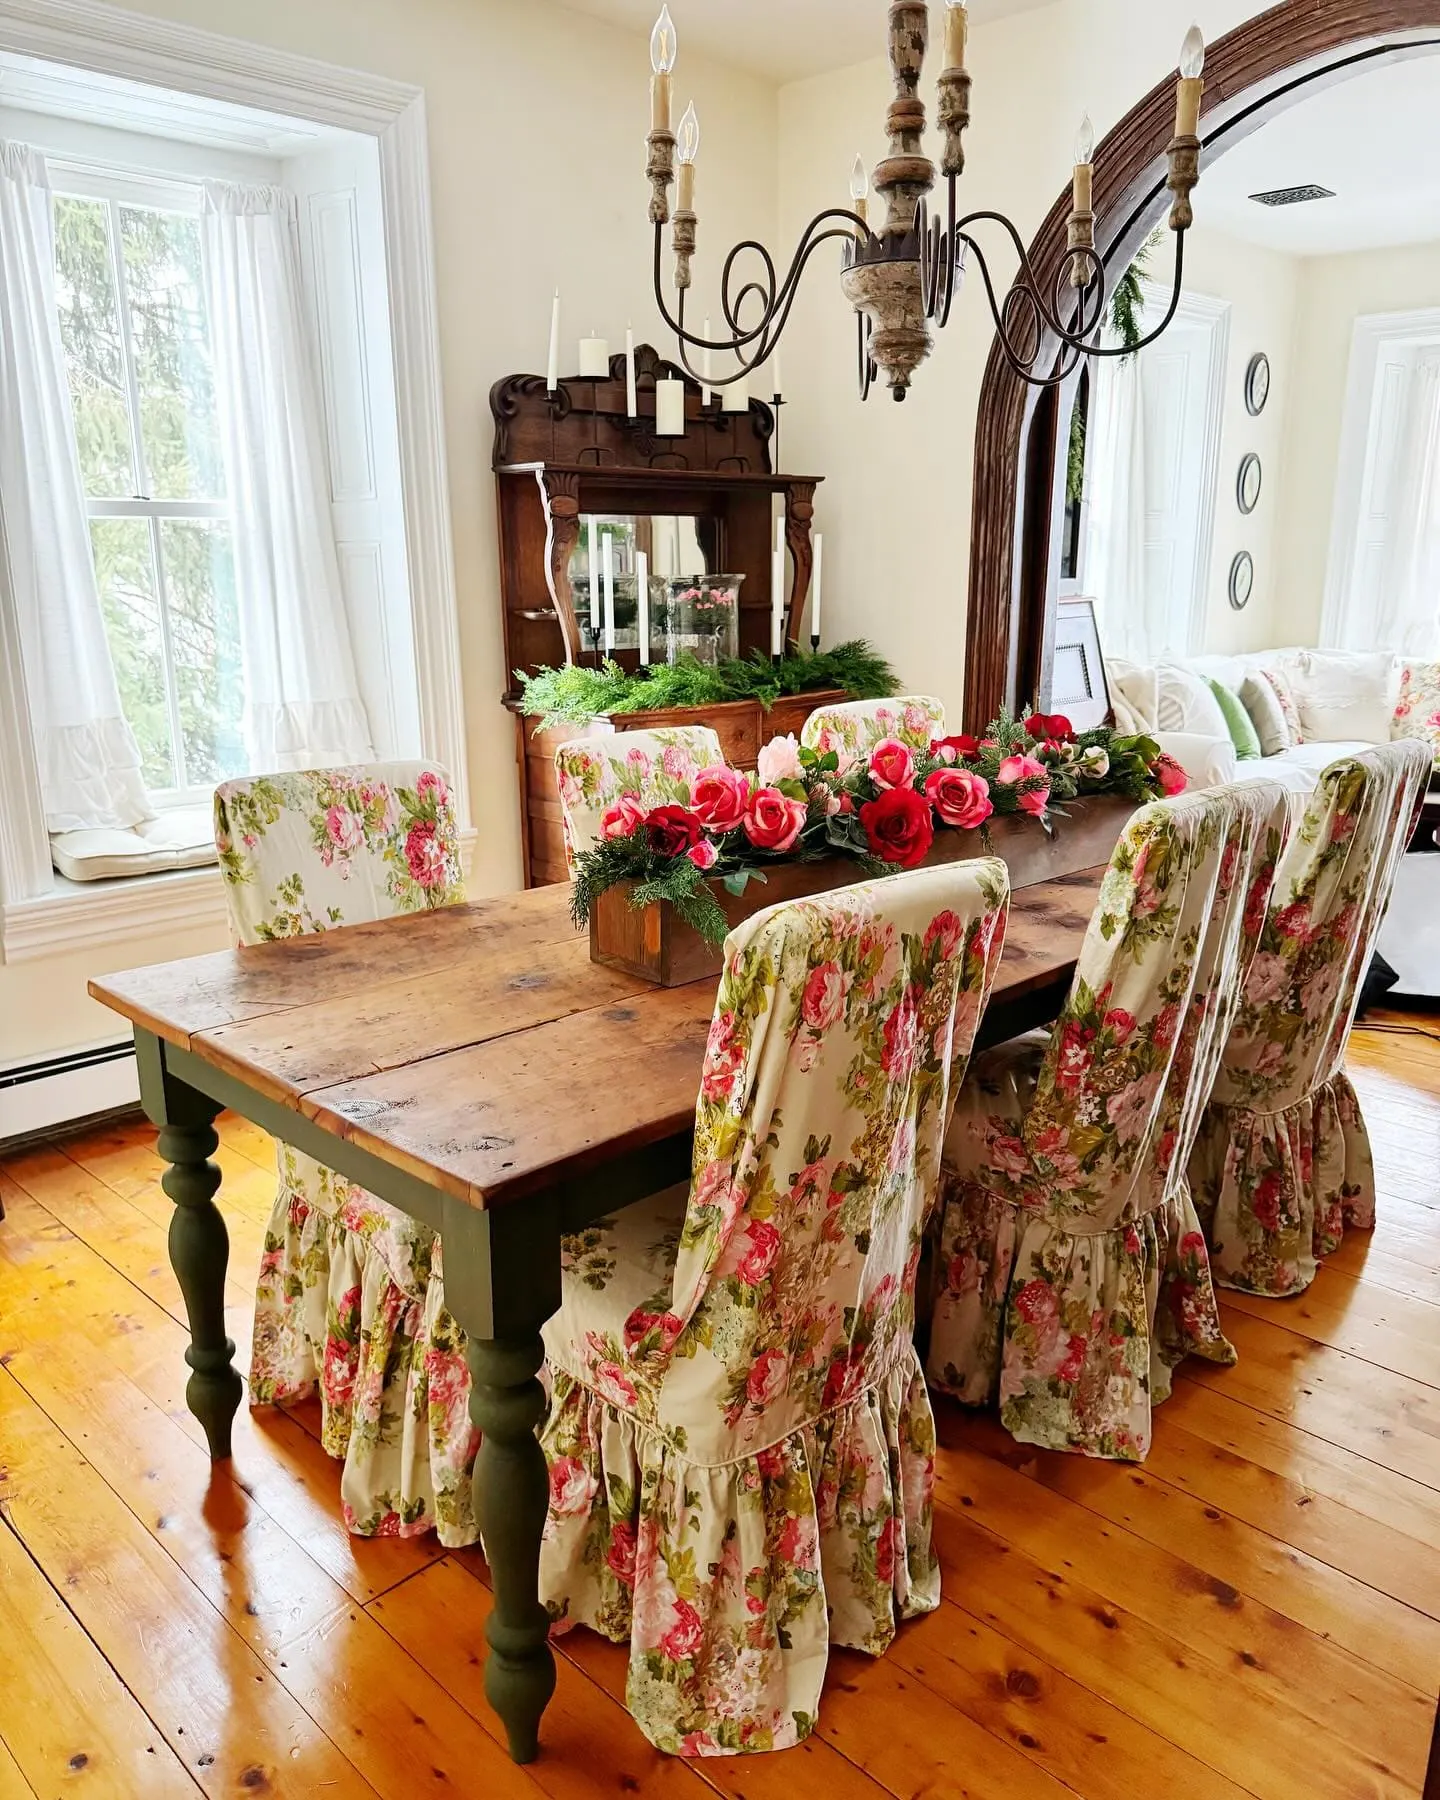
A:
1024 712 1074 742
605 1520 638 1586
734 1219 782 1285
924 768 993 830
644 805 704 858
1154 753 1188 796
690 765 749 832
660 1598 705 1663
404 819 447 887
868 737 916 791
859 786 935 868
930 733 982 765
743 786 807 853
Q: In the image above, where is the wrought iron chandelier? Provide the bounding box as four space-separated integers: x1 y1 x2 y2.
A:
645 2 1206 400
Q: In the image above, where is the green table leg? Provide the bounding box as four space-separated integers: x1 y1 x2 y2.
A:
443 1197 562 1763
136 1032 243 1460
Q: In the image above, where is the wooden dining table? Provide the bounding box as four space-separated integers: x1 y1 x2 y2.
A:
88 864 1103 1766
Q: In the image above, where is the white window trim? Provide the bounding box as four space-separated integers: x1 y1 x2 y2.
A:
0 0 468 960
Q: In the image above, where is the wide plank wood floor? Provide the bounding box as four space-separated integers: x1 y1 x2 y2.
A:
1 1014 1438 1798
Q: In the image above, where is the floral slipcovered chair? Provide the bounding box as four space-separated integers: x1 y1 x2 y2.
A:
1189 741 1432 1296
214 763 478 1543
553 726 724 872
926 780 1291 1461
800 695 946 758
1392 662 1440 771
539 860 1010 1754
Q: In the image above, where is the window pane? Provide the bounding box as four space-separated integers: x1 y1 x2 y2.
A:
53 197 136 498
159 520 245 786
119 207 224 502
90 518 175 790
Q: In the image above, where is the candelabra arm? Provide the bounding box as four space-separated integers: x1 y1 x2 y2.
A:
647 126 675 226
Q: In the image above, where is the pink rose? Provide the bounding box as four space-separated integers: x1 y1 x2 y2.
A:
874 1515 898 1586
404 819 447 887
743 787 807 853
747 1347 788 1405
1017 785 1051 818
1014 1279 1058 1326
868 738 916 792
548 1455 597 1516
802 960 849 1031
593 1359 640 1409
660 1599 704 1663
996 753 1047 786
756 734 804 787
881 989 923 1080
691 765 750 833
701 1012 745 1100
923 909 966 960
606 1520 638 1586
924 768 993 830
661 744 693 779
734 1220 781 1285
601 795 647 840
688 838 719 871
325 805 363 852
1103 1007 1136 1044
416 769 448 804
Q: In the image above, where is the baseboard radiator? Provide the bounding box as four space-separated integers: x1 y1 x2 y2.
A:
0 1040 141 1145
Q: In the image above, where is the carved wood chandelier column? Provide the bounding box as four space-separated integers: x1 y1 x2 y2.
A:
644 2 1207 401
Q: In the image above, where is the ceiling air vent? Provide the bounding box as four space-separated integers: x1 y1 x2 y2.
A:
1249 184 1337 208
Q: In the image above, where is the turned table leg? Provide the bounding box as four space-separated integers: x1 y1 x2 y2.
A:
136 1033 243 1460
443 1198 562 1764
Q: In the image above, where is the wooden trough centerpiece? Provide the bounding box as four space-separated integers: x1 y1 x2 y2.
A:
590 793 1134 987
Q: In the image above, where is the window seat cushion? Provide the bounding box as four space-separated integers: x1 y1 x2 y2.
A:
50 804 217 882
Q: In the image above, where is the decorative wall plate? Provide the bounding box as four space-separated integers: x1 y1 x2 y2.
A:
1237 451 1262 515
1229 550 1255 610
1245 352 1270 417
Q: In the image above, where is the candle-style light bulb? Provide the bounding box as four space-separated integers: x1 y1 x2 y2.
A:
850 154 869 202
1180 23 1205 79
1075 113 1095 167
650 5 677 74
676 101 700 164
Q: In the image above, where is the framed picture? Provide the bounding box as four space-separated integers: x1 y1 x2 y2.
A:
1245 352 1271 417
1051 597 1111 731
1229 551 1255 610
1237 452 1263 515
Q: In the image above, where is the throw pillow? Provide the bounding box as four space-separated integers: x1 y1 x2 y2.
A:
1294 650 1398 743
1206 678 1262 760
1393 661 1440 768
1260 667 1304 745
1240 672 1291 757
1155 664 1231 740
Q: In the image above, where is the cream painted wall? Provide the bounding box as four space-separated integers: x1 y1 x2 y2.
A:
1273 240 1440 647
775 0 1260 721
1178 228 1301 657
0 0 777 1070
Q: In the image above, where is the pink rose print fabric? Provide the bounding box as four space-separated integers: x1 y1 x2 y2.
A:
1391 662 1440 769
553 727 724 873
1190 742 1432 1296
928 780 1294 1462
800 695 947 758
538 860 1010 1755
215 762 478 1546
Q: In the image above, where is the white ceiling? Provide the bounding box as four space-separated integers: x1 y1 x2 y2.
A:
1200 56 1440 256
0 51 338 156
553 0 1052 82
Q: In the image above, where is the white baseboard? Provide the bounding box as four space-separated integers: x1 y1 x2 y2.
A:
0 1040 140 1141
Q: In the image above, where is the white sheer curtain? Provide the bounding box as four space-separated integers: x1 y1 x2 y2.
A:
201 181 373 771
1373 350 1440 658
0 141 151 833
1083 345 1155 663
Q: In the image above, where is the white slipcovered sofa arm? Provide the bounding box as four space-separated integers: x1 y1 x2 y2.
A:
1153 731 1237 790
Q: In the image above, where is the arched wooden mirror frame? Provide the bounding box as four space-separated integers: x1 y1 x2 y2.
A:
963 2 1440 728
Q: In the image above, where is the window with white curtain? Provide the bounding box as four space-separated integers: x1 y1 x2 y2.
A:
51 173 243 803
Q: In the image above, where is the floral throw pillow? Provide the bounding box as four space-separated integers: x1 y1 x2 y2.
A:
1260 668 1304 747
1392 662 1440 769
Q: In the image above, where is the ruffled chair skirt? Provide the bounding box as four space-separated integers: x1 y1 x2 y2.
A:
1190 1071 1375 1296
249 1167 480 1546
538 1348 940 1757
926 1175 1236 1462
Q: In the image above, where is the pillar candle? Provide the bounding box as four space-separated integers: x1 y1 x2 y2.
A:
602 531 616 653
812 532 823 643
546 290 560 392
578 335 609 378
625 327 638 417
656 376 686 435
636 550 650 665
723 374 749 414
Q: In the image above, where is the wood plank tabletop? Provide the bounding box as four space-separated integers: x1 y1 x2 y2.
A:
90 866 1102 1212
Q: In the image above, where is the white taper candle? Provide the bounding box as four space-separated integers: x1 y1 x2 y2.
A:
812 532 823 643
636 550 650 665
625 326 638 417
546 290 560 392
602 531 616 654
